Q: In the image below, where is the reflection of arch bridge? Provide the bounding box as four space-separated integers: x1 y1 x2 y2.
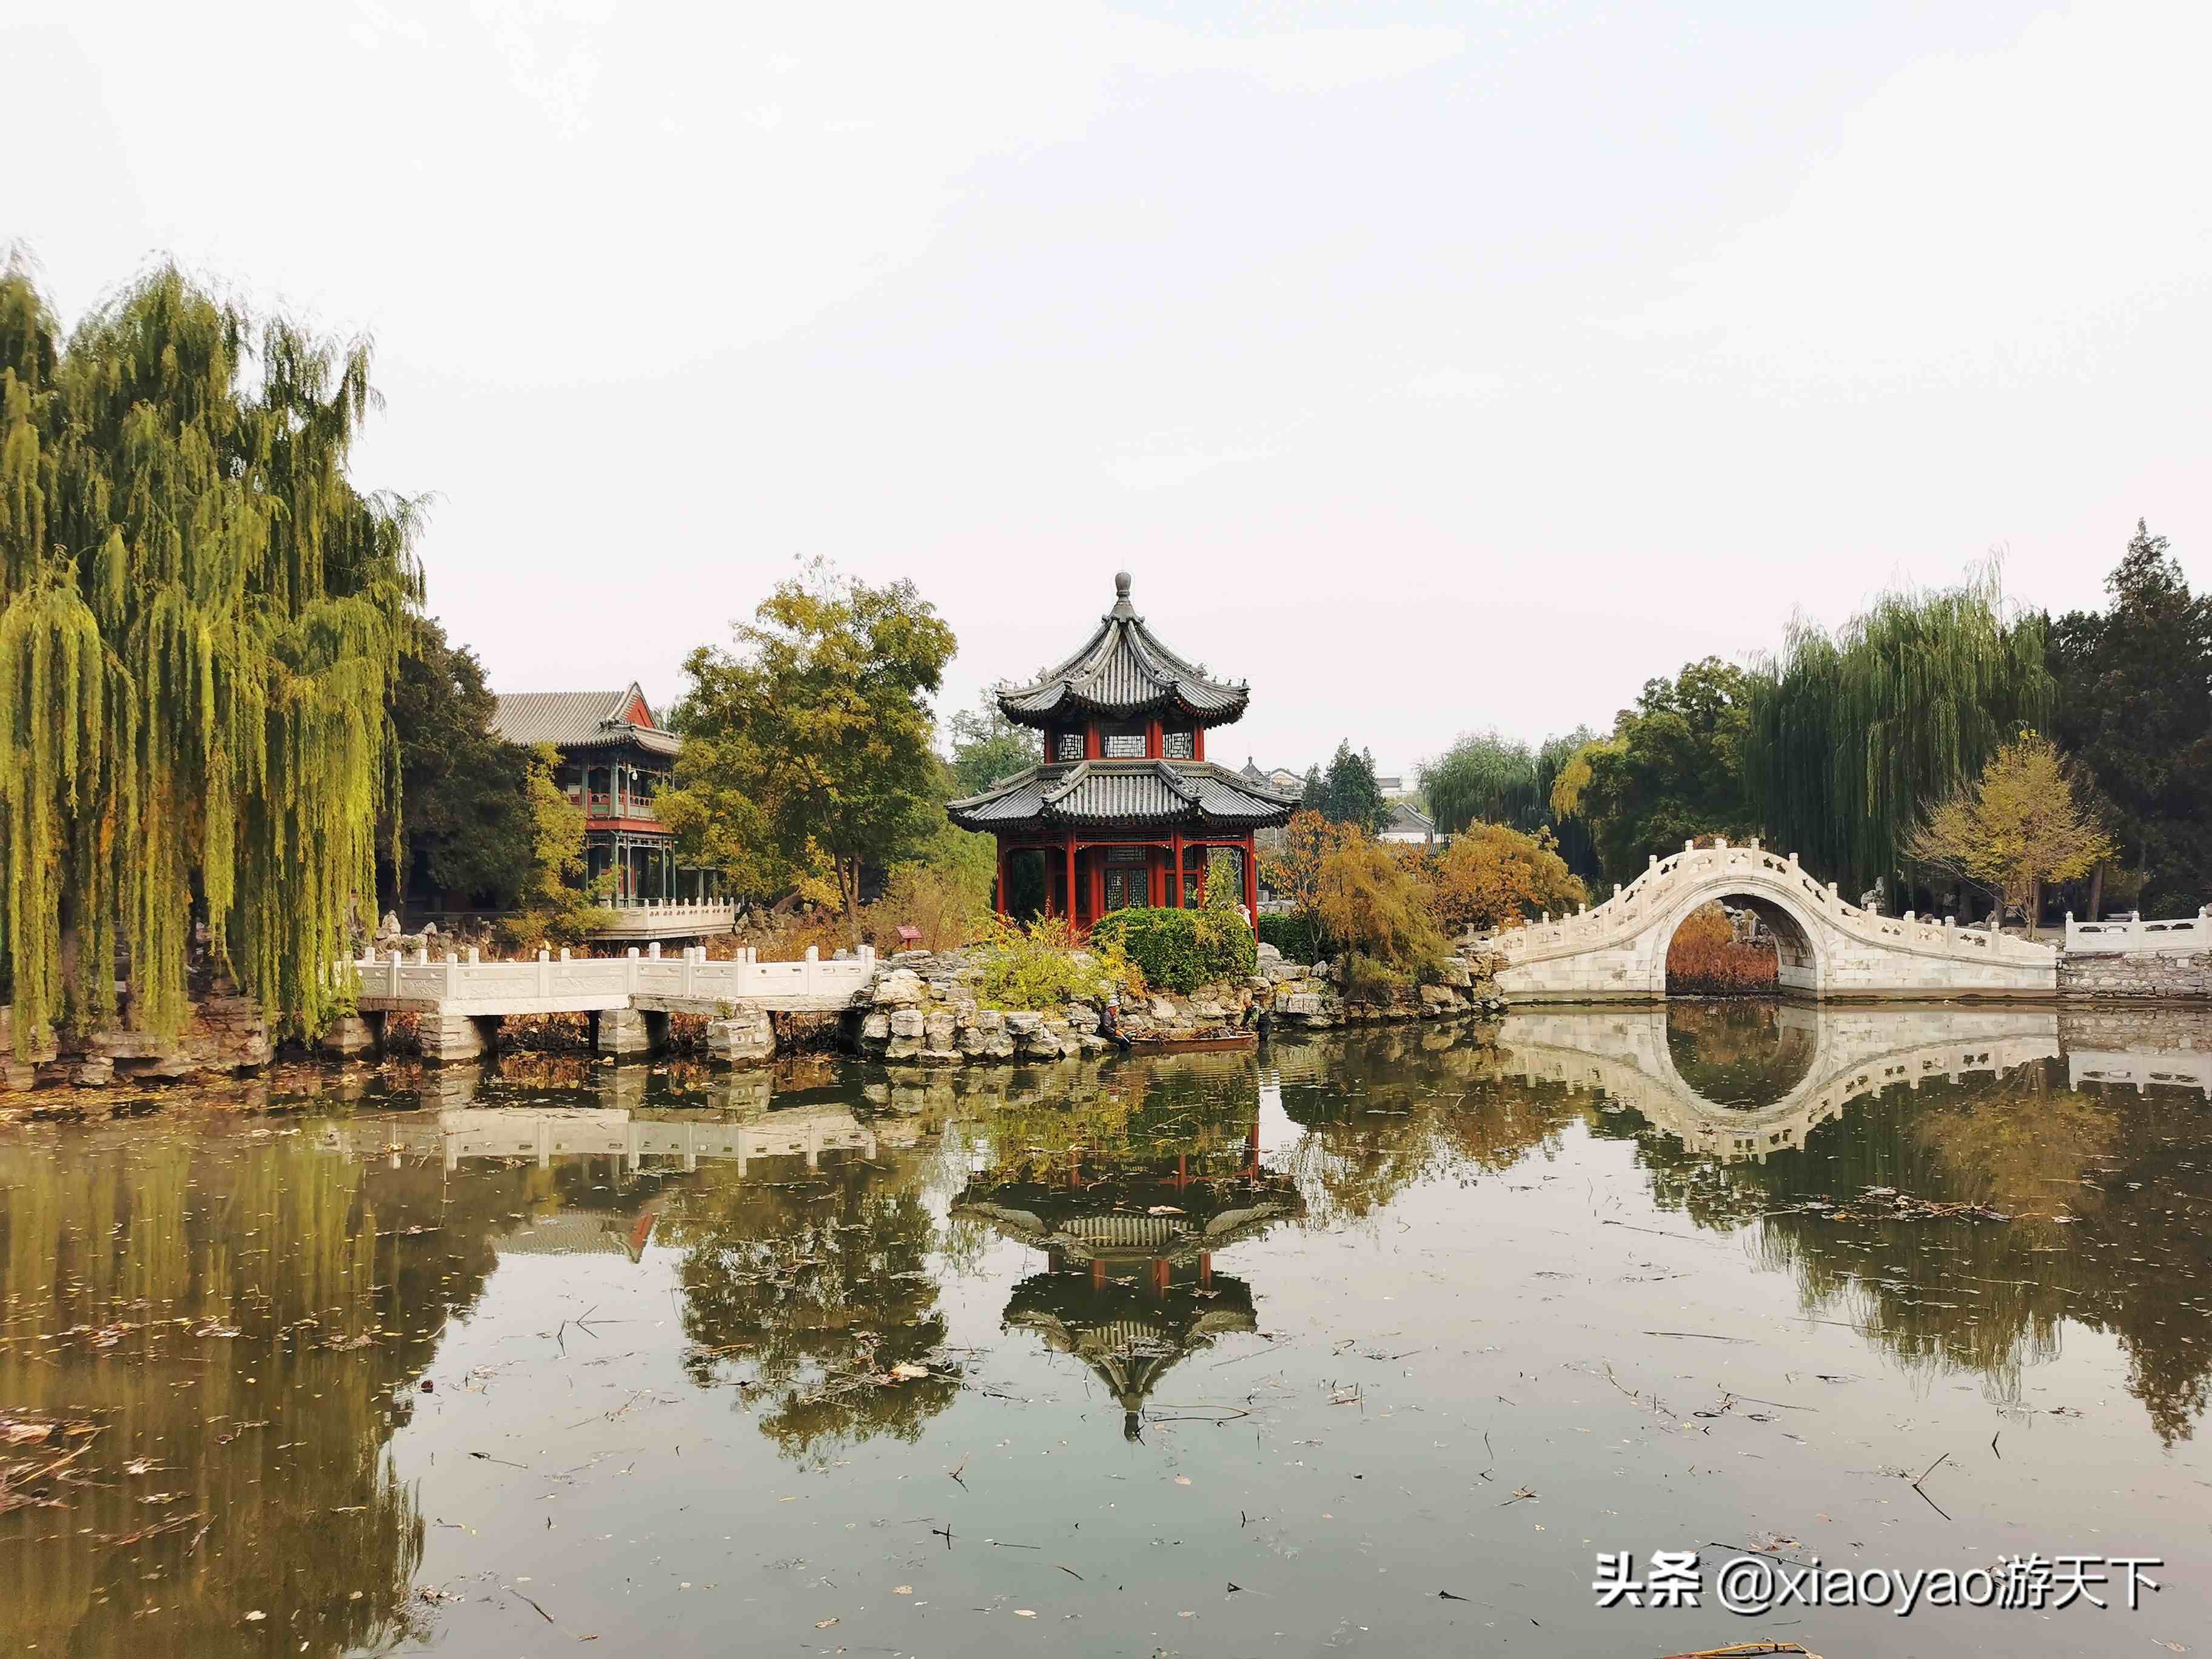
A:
1496 1006 2060 1162
1475 840 2057 1001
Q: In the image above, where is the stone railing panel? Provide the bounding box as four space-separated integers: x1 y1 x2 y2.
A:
2065 914 2209 956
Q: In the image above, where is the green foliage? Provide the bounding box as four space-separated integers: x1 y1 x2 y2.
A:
381 615 531 907
1340 952 1411 1005
659 559 957 937
1574 657 1755 885
1088 904 1256 994
877 819 997 948
2046 521 2212 914
970 914 1133 1009
1257 911 1321 965
500 745 614 948
1744 560 2053 895
1310 842 1447 977
1307 740 1390 833
945 685 1041 796
0 260 420 1050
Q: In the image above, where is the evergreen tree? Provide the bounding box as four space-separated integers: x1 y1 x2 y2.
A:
0 261 420 1051
381 617 532 910
1313 740 1389 833
2046 520 2212 915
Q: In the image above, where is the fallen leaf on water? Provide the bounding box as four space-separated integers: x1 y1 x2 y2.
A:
814 1618 839 1629
1173 1475 1191 1486
894 1585 912 1595
1015 1609 1037 1618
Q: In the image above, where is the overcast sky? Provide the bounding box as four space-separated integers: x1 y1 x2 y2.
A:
10 1 2208 777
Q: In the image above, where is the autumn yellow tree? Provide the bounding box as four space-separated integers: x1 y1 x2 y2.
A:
1416 823 1587 935
1258 809 1365 915
1903 731 2116 938
1311 842 1448 977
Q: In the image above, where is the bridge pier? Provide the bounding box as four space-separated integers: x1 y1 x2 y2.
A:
320 1010 385 1059
706 1007 776 1064
594 1007 653 1057
423 1013 501 1063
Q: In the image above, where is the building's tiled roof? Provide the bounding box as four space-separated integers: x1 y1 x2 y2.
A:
491 685 681 759
1239 757 1304 789
998 572 1250 729
1382 800 1435 836
947 759 1299 833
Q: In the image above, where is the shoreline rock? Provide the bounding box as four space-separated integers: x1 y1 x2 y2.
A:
845 945 1503 1066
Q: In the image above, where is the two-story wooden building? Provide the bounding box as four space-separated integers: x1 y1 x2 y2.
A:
491 685 702 904
948 574 1299 924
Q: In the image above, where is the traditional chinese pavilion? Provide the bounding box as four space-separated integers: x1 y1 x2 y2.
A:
948 572 1299 925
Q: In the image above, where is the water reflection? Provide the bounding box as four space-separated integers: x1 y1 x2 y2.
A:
953 1084 1300 1439
5 1006 2211 1653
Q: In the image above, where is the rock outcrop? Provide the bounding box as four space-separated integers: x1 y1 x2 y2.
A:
844 943 1501 1065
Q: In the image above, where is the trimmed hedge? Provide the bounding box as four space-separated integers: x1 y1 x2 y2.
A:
1089 906 1256 994
1257 911 1319 965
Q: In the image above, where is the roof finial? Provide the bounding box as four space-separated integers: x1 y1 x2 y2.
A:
1114 570 1132 601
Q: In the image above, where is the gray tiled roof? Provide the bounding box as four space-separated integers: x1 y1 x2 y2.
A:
999 572 1250 728
948 759 1298 832
491 686 681 759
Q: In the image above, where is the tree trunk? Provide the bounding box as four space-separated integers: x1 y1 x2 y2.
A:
2027 876 2040 940
2087 863 2105 923
839 856 862 946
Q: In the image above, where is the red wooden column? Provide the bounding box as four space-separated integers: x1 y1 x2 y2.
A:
1242 833 1259 917
1170 829 1184 907
1064 835 1077 927
994 844 1008 916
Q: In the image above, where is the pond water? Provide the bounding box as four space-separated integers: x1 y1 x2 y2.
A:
5 1003 2210 1657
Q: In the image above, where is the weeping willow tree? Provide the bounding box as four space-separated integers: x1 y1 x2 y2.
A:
1742 561 2051 896
1418 726 1598 877
0 258 420 1054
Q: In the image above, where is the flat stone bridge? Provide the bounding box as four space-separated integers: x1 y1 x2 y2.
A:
345 942 879 1062
1475 839 2058 1002
1494 1005 2064 1162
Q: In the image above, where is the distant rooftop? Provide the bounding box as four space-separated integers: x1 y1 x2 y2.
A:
491 684 679 758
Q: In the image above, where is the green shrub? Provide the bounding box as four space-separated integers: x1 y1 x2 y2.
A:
1341 952 1410 1005
1088 905 1256 994
1257 912 1319 964
971 916 1134 1010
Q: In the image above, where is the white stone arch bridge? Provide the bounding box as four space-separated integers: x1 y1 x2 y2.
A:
1495 1005 2061 1162
1474 840 2057 1002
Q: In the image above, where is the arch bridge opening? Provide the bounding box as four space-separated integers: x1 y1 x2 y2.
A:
1663 894 1820 999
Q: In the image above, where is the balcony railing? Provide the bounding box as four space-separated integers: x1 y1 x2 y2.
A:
578 791 659 822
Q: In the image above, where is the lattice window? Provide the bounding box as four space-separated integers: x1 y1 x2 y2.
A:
1163 728 1195 759
1056 729 1085 762
1103 725 1147 758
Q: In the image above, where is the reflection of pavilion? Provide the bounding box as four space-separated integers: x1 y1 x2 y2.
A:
954 1125 1301 1437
